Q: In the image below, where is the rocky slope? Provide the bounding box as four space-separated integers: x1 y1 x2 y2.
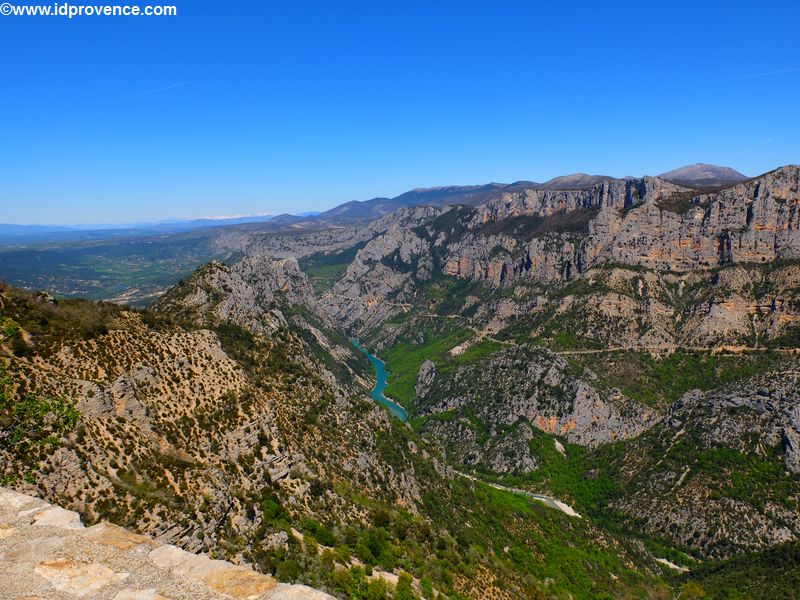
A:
605 366 800 559
0 275 672 598
414 344 655 473
153 256 317 334
0 278 436 595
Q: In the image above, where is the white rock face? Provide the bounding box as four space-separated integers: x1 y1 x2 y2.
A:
154 256 317 334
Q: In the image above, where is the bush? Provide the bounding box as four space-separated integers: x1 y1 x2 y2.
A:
0 362 79 477
394 573 416 600
301 517 335 547
275 559 300 581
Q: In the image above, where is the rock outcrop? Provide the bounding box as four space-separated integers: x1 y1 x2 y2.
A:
320 207 442 333
415 345 655 473
0 488 333 599
153 256 316 334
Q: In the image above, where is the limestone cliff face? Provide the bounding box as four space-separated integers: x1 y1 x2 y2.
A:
445 166 800 286
153 256 316 334
318 167 800 339
464 263 800 349
586 166 800 271
472 176 685 223
415 344 655 473
320 207 441 333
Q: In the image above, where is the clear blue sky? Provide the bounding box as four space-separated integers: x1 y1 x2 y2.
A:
1 0 798 224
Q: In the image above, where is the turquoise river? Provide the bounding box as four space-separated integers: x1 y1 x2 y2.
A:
351 339 408 421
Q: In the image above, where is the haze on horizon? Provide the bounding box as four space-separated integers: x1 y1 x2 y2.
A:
1 0 798 225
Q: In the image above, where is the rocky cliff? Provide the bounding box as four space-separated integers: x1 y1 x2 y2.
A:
316 167 800 345
415 344 655 473
606 366 800 559
446 165 800 284
153 257 317 334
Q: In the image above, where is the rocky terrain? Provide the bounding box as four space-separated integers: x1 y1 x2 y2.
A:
605 366 800 559
153 257 318 334
3 163 800 598
415 344 655 473
1 268 672 598
298 165 800 570
0 487 332 599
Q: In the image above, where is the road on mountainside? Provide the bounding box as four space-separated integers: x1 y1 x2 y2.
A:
454 470 581 518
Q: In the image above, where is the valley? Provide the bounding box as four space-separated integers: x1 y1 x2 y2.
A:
2 164 800 598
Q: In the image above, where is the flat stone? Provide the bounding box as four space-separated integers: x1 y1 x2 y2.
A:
202 566 276 599
18 505 49 518
1 489 335 600
0 536 64 564
86 522 158 551
113 588 171 600
171 553 230 580
33 506 84 530
0 489 45 512
148 544 194 570
269 585 336 599
34 559 129 597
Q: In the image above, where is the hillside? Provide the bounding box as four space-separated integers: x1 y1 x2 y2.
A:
2 163 800 598
1 271 676 599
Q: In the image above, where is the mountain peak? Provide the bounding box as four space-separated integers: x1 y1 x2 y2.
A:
540 173 616 190
657 164 748 188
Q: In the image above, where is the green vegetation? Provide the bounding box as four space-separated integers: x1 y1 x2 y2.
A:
0 283 131 355
693 445 798 510
298 242 367 295
656 190 707 215
378 319 473 407
304 263 351 295
578 350 790 407
476 207 599 239
680 541 800 599
479 427 624 518
0 361 79 483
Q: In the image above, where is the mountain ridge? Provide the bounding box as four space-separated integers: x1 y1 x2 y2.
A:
657 163 749 188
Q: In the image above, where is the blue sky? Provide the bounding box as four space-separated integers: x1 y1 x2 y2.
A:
1 0 798 224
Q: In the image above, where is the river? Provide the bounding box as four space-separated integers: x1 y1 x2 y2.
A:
351 339 409 421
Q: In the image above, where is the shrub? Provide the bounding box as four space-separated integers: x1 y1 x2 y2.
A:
0 362 79 477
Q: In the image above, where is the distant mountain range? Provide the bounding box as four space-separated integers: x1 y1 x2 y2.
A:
291 163 749 225
0 163 751 244
0 214 278 245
